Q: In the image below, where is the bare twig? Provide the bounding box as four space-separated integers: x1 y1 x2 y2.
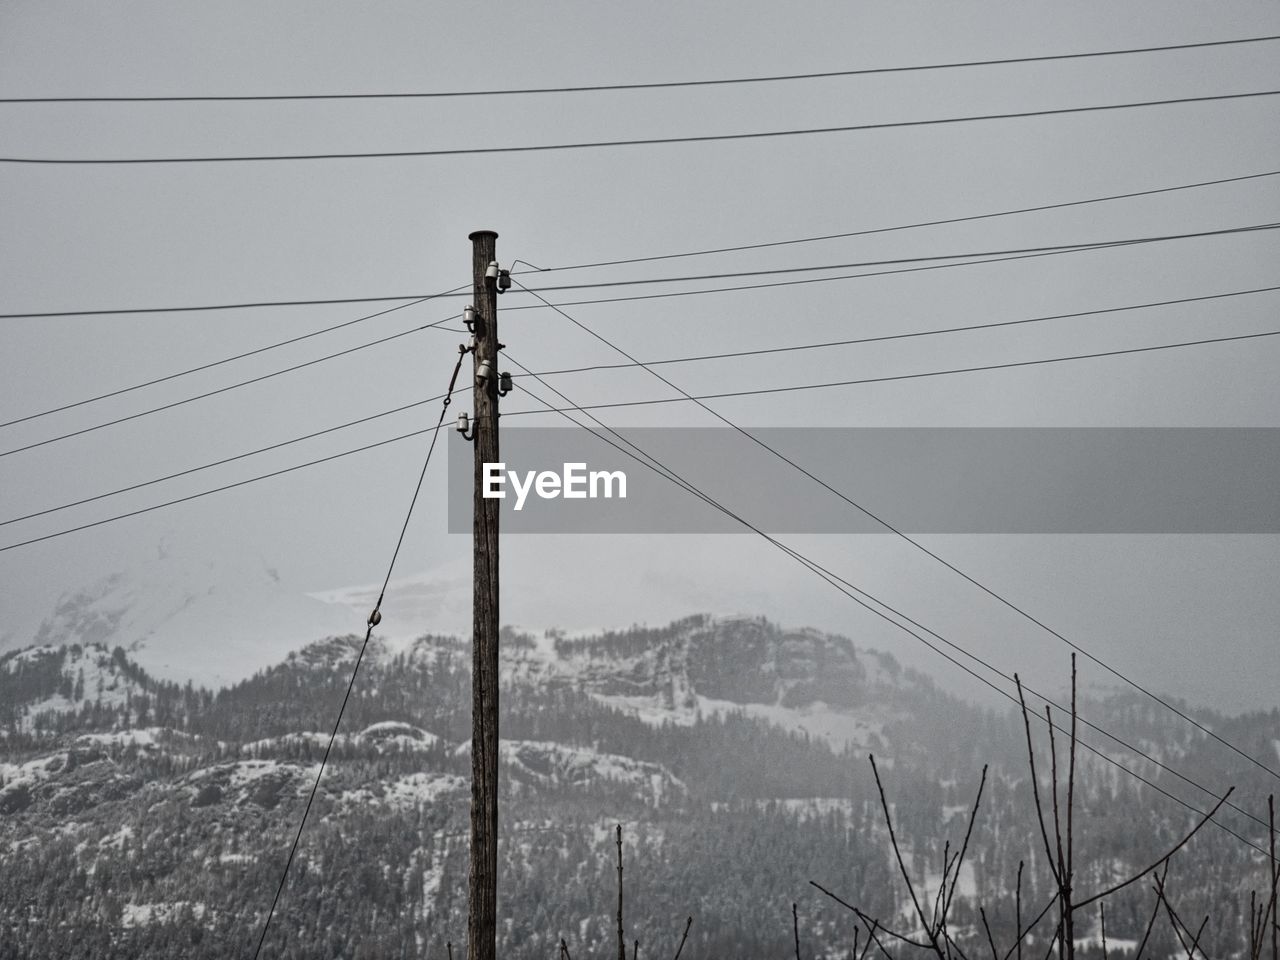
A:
1153 871 1197 960
870 754 948 959
1002 892 1059 960
1016 675 1063 888
1066 656 1078 960
942 927 973 960
814 885 936 952
809 879 932 950
1132 865 1167 960
1252 890 1262 960
1187 916 1209 960
1271 795 1278 960
671 917 692 960
1039 926 1061 960
1045 704 1069 960
560 937 572 960
1016 861 1024 960
943 765 989 926
857 915 898 960
1075 786 1234 908
447 942 453 960
933 844 954 933
794 902 801 960
1100 903 1108 960
980 907 1000 960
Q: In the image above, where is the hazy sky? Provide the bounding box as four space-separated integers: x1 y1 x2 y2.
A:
1 2 1278 711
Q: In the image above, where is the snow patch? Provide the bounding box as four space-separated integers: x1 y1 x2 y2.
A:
122 901 206 928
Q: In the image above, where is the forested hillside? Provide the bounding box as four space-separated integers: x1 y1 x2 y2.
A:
1 617 1276 959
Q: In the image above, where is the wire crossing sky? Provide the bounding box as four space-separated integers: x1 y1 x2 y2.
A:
2 0 1279 720
3 33 1277 102
4 88 1278 163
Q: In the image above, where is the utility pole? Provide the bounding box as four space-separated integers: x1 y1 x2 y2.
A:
467 229 500 960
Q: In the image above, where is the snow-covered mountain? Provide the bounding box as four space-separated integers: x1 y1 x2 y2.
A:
2 554 358 689
501 615 933 750
3 621 1278 959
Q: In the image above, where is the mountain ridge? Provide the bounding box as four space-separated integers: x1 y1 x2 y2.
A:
2 618 1276 959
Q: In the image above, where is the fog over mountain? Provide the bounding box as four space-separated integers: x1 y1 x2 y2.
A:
3 614 1277 958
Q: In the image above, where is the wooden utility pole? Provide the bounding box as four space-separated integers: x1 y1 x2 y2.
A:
467 229 501 960
616 824 625 960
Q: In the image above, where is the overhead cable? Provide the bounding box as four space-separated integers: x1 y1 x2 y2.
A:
4 88 1276 164
252 346 466 960
513 278 1280 786
6 34 1277 103
0 285 467 428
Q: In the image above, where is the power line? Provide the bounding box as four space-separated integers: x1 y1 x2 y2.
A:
524 169 1280 273
252 347 465 960
8 174 1273 319
0 292 463 320
7 35 1277 103
0 421 443 554
0 285 468 429
515 285 1280 378
502 240 1280 314
9 325 1274 555
0 391 457 528
502 327 1280 415
503 353 1271 854
5 220 1264 445
15 283 1271 530
10 283 1273 532
519 223 1280 293
513 278 1280 786
0 312 458 460
5 88 1277 164
0 232 1248 324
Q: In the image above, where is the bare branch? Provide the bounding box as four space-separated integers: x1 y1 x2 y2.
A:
809 880 932 950
794 902 801 960
1067 655 1078 888
1016 861 1024 960
943 765 989 926
671 917 692 960
1002 892 1059 960
1047 706 1066 879
933 844 955 934
1186 916 1208 960
1015 675 1063 888
942 927 974 960
1045 705 1068 960
857 915 898 960
870 754 948 960
1076 786 1235 909
1271 795 1278 960
1252 890 1262 960
980 907 1000 960
1153 872 1195 960
1039 925 1061 960
1132 875 1164 960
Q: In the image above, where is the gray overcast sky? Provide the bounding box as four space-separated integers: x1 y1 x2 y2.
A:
1 1 1278 710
